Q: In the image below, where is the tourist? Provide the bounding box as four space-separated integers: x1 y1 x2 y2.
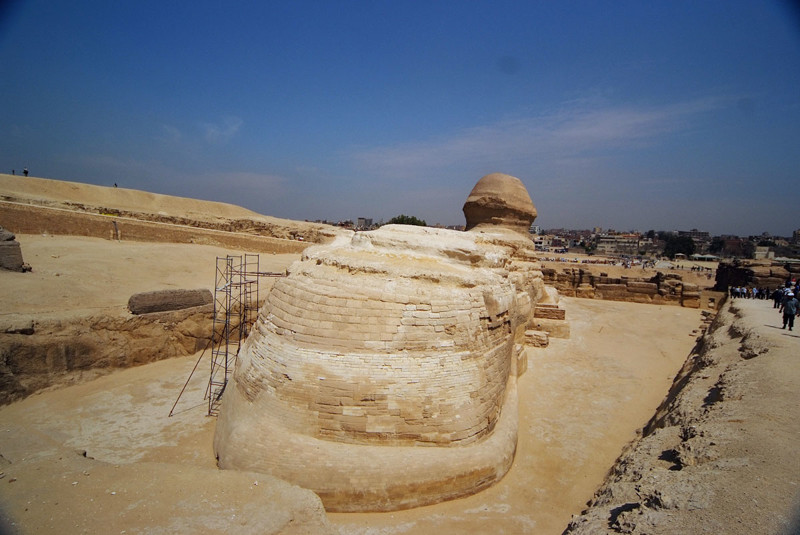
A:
23 167 28 177
779 292 799 331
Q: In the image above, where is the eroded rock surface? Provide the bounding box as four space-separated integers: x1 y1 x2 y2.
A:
0 226 27 272
214 173 561 511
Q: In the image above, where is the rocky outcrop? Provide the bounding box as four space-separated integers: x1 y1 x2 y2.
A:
543 268 706 308
713 260 793 291
214 173 562 512
0 306 212 405
128 288 213 315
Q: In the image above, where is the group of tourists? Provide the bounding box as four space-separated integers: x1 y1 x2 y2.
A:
729 281 799 332
729 286 771 299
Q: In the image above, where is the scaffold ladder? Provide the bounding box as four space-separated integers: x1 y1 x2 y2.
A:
168 253 285 418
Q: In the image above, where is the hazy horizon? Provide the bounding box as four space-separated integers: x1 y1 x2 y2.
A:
1 1 798 236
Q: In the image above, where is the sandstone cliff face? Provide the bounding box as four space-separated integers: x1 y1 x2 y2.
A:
0 306 212 405
543 268 705 308
214 173 557 512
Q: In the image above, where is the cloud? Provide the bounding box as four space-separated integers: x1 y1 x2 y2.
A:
200 116 243 144
348 97 727 181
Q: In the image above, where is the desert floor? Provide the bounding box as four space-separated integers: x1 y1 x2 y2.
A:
0 235 708 534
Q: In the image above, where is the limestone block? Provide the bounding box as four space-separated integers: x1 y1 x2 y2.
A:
524 329 549 347
595 283 627 293
626 281 659 294
0 317 34 335
681 296 701 309
0 240 25 272
128 288 213 315
576 283 595 298
534 304 566 320
530 317 570 339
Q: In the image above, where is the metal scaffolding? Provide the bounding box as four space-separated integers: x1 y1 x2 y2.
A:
169 254 284 418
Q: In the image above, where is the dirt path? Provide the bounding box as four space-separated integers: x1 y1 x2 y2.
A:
564 297 800 534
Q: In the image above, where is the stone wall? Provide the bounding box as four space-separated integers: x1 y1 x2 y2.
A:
542 267 704 309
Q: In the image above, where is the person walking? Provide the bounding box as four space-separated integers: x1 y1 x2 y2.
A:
772 287 784 308
779 291 799 331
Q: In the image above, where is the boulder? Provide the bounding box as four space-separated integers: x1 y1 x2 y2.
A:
0 226 26 272
128 289 212 315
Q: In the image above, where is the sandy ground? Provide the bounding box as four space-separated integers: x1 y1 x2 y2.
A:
0 235 297 321
0 235 706 534
565 297 800 534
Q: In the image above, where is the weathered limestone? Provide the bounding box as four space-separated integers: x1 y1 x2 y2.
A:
713 260 794 292
214 173 563 511
127 288 213 315
463 172 537 235
0 227 27 272
524 330 549 348
543 268 705 308
0 306 213 405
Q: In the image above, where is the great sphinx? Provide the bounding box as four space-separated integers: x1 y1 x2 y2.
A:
214 173 563 511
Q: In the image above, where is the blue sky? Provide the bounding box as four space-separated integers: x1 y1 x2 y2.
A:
1 1 798 236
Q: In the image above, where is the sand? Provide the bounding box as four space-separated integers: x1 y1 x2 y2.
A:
0 234 705 533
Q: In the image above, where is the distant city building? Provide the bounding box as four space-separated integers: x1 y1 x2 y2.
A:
793 229 800 244
594 233 641 255
677 228 711 252
529 224 540 235
533 234 552 250
753 246 774 260
356 217 373 230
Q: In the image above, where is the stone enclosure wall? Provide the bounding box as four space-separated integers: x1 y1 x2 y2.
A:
542 267 705 308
